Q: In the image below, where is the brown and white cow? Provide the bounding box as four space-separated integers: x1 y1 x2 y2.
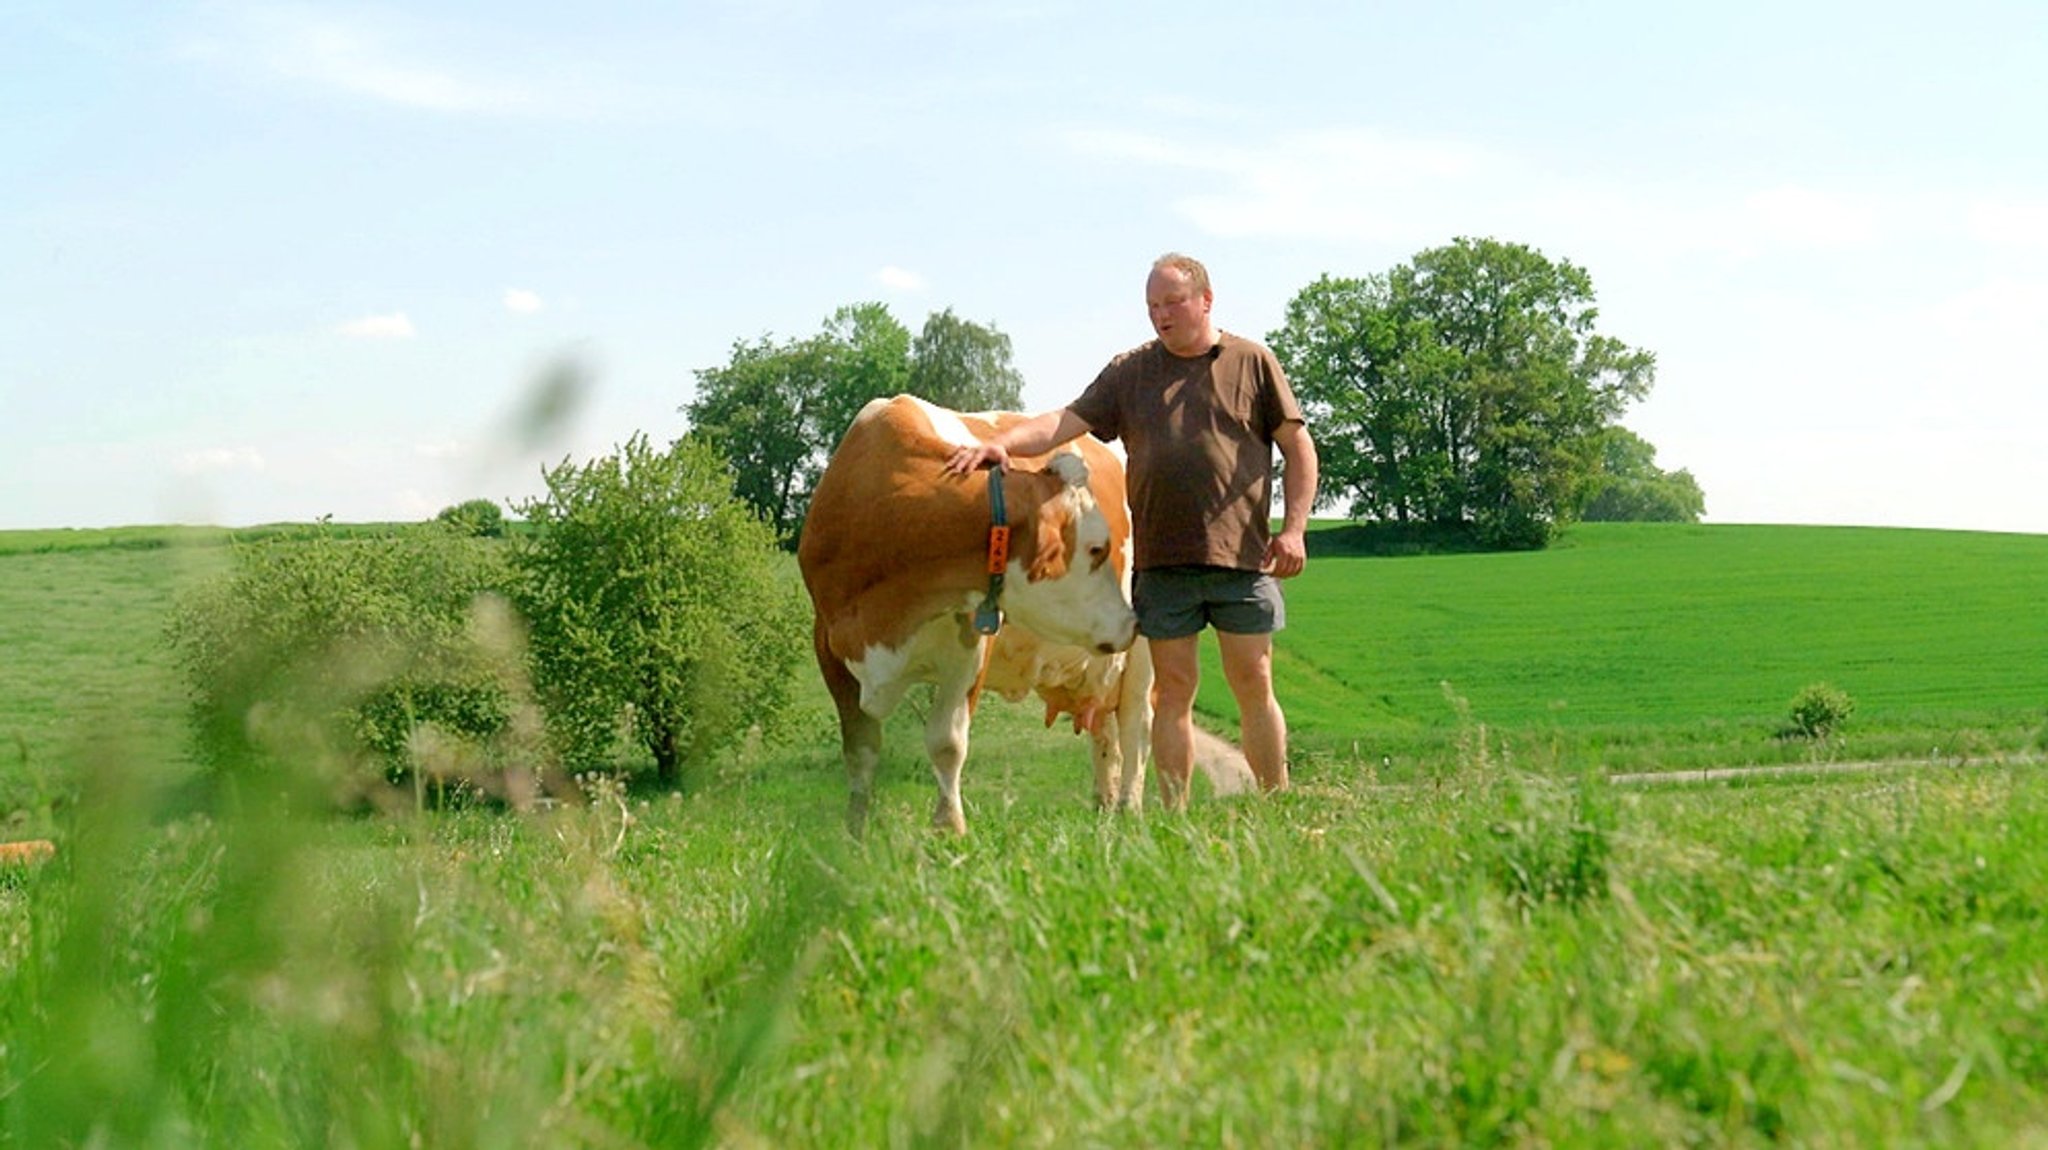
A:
797 394 1144 834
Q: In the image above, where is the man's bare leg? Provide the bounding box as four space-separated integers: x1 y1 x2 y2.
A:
1218 630 1289 792
1148 634 1200 810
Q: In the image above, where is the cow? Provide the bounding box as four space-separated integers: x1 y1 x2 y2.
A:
797 394 1144 834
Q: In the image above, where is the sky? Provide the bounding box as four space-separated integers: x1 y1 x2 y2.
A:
6 1 2046 534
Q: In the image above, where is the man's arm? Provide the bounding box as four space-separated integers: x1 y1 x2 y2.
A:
942 408 1093 475
1265 419 1319 578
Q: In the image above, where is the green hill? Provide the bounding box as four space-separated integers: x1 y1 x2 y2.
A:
1204 522 2048 775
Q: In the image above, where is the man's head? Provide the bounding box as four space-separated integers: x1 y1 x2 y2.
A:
1146 252 1216 357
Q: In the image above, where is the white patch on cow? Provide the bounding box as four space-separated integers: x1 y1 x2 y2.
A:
906 394 1091 470
846 590 985 718
907 395 980 450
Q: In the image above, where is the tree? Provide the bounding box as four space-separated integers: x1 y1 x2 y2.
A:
909 307 1025 412
511 433 808 787
686 303 1025 547
686 304 909 545
1579 427 1706 522
814 302 915 460
435 498 506 537
1270 237 1657 549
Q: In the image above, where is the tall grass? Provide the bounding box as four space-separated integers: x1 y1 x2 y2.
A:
6 730 2045 1145
4 522 2048 1144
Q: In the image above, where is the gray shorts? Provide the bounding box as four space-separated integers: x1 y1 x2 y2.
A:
1133 565 1286 640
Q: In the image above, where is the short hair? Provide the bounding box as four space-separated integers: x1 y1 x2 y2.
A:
1151 252 1210 295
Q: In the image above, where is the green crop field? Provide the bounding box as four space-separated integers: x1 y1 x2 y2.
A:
4 522 2047 1146
1208 522 2048 777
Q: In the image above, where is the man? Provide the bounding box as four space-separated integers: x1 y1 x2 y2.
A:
944 252 1319 805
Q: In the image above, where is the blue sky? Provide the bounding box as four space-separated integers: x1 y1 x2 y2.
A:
6 1 2045 533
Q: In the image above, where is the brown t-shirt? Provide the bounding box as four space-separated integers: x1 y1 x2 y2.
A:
1068 331 1304 572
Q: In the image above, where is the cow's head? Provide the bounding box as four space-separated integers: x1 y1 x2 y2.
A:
1003 453 1138 655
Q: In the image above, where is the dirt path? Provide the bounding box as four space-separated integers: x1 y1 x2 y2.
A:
1187 740 2043 796
1607 755 2041 786
1191 726 1257 795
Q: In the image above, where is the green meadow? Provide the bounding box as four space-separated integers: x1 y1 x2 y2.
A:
4 522 2047 1146
1245 522 2048 776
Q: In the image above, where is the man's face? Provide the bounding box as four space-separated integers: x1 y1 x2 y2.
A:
1146 267 1212 356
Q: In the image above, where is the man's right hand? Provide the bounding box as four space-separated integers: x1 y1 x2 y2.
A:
943 442 1008 476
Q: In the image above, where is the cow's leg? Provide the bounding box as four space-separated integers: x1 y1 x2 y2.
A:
1116 638 1154 813
817 630 884 837
842 717 883 837
924 643 984 835
1090 719 1121 810
1148 634 1199 811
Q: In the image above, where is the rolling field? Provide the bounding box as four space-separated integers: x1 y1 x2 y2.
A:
4 522 2048 1145
1221 522 2048 776
7 520 2045 812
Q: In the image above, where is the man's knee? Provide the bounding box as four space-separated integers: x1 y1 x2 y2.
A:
1148 636 1201 708
1220 660 1272 702
1152 683 1197 720
1216 637 1273 698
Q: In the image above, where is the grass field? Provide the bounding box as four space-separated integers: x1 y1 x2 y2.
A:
4 521 2047 1145
1228 522 2048 777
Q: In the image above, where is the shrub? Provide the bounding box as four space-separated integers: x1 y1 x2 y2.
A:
164 525 530 803
512 432 809 788
1787 682 1857 740
435 498 506 538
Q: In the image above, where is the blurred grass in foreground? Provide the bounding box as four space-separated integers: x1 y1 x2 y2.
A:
5 724 2046 1145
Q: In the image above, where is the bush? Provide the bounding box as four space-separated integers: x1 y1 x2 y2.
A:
435 498 507 538
512 433 809 788
1787 682 1856 739
164 525 531 804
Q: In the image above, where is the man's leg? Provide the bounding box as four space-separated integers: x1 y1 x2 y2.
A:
1217 630 1289 792
1148 633 1200 811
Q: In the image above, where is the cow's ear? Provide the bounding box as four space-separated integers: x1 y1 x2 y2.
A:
1047 453 1090 489
1028 502 1071 582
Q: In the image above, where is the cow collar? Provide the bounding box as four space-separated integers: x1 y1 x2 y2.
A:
973 467 1009 635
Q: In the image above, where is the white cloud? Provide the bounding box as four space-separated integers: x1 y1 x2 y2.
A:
1063 122 1911 267
414 440 468 462
182 6 532 114
174 446 266 476
1067 126 1497 244
503 287 544 314
1967 197 2048 249
875 266 925 292
1926 276 2048 343
394 489 442 520
1734 185 1881 251
337 312 416 340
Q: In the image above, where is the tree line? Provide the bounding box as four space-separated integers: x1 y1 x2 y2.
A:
690 236 1703 552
